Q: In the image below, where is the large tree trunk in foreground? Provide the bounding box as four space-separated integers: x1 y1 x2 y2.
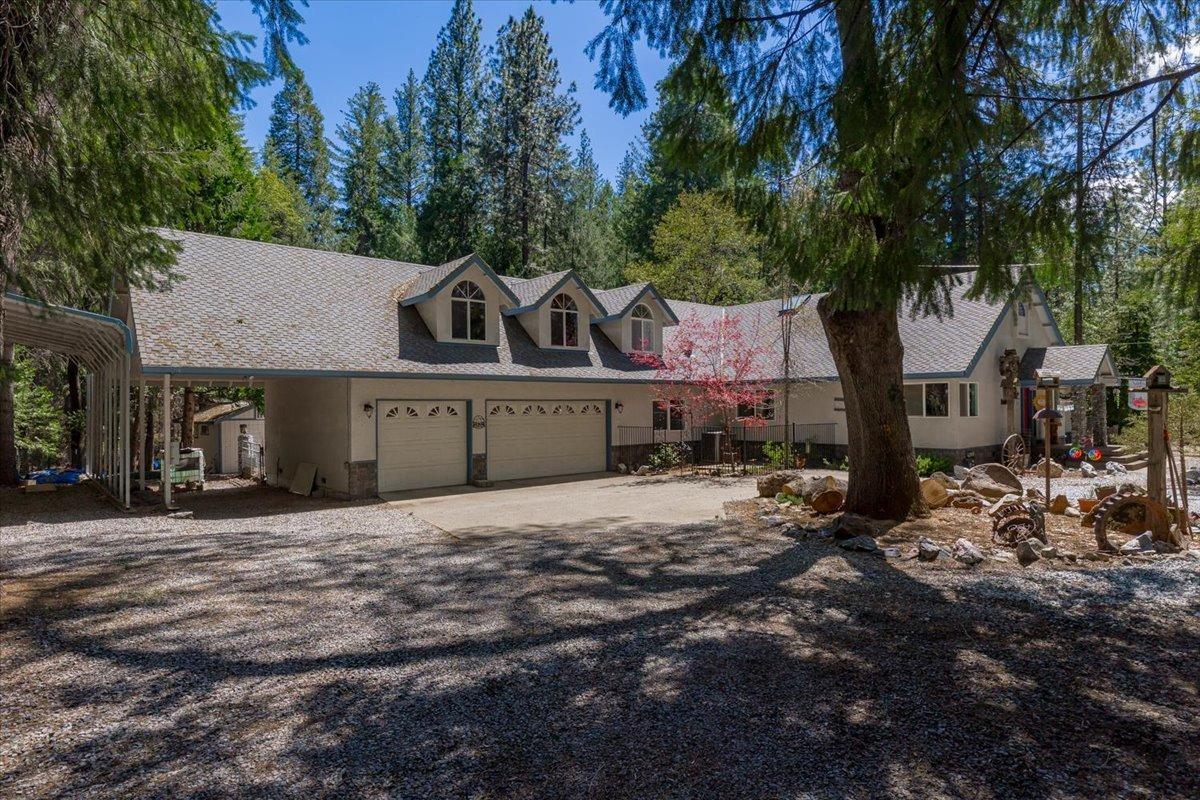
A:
818 295 925 520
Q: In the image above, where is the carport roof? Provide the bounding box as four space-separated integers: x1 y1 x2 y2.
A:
3 292 132 369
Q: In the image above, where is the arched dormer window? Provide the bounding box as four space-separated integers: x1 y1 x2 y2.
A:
550 293 579 347
631 304 654 351
451 280 486 341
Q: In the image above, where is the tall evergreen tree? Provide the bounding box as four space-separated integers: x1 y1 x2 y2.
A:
483 7 578 276
0 0 303 485
264 70 336 245
336 82 404 257
419 0 486 263
554 131 619 287
390 69 426 211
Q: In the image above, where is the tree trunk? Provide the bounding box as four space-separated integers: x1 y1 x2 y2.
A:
1072 100 1085 344
180 387 195 448
143 387 155 475
66 358 83 467
818 296 926 520
0 339 16 485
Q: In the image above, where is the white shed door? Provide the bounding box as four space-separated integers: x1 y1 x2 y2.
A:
487 400 606 482
377 401 467 492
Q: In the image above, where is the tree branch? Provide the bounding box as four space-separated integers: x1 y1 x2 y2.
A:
970 62 1200 104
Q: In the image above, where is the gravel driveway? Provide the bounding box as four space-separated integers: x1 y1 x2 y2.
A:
3 483 1199 799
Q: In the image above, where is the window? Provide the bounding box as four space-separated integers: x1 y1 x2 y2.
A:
905 383 949 417
550 293 579 346
652 400 685 431
1016 300 1029 337
959 382 979 417
451 280 486 341
199 424 210 435
737 391 775 420
631 304 654 351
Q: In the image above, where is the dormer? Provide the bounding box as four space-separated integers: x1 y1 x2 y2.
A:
593 283 679 355
399 254 519 346
502 270 605 351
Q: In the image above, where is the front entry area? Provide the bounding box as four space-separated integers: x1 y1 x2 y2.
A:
485 400 606 482
377 400 468 492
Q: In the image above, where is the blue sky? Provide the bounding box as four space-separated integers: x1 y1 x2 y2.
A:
215 0 668 182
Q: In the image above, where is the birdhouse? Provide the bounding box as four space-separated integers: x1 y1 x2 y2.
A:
1144 364 1171 389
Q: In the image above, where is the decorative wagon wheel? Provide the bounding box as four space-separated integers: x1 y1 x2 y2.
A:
1092 490 1172 552
991 500 1047 546
1002 433 1028 474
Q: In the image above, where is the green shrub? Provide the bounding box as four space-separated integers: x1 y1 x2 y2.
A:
647 442 685 471
762 440 788 469
915 453 954 477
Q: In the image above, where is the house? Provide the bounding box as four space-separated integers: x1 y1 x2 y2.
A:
112 230 1116 498
192 401 265 474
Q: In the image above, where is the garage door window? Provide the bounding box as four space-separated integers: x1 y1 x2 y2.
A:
550 293 579 346
451 280 487 341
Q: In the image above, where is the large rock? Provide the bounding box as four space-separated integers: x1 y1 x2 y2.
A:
1107 461 1128 475
1016 539 1043 566
1080 461 1097 478
962 463 1023 499
757 470 806 498
952 538 984 565
1048 494 1069 515
929 471 960 490
1032 458 1064 478
838 535 878 553
1119 532 1154 554
920 477 951 509
830 512 883 540
917 537 943 562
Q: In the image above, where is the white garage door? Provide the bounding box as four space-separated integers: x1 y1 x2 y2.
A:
377 400 467 492
487 400 606 482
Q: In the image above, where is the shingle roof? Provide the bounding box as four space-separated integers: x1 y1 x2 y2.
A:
1019 345 1112 385
128 230 1029 384
593 283 680 323
503 271 572 308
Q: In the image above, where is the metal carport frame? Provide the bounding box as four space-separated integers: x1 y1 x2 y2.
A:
4 293 134 508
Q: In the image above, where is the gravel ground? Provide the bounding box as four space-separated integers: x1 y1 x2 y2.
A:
3 482 1199 799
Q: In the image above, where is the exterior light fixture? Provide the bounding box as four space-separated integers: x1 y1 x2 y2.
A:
363 403 374 419
615 402 624 414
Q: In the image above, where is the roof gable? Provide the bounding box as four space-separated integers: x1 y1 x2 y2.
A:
502 270 606 316
593 283 680 324
399 254 520 307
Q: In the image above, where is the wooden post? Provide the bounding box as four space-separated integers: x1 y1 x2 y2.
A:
1145 366 1170 505
1000 349 1020 438
162 373 172 509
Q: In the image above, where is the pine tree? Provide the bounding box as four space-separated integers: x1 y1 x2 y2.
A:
483 7 578 276
336 82 399 257
554 131 619 287
264 70 337 245
419 0 486 263
390 69 425 211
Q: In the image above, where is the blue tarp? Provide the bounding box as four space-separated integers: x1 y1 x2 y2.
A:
27 468 85 485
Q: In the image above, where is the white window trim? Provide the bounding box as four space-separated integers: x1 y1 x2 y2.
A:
450 280 488 342
652 400 686 431
959 382 979 417
904 382 950 418
630 304 655 352
738 390 776 421
549 293 580 348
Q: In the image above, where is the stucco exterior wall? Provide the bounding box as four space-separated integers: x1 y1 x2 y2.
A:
413 262 507 345
217 416 265 474
264 377 350 495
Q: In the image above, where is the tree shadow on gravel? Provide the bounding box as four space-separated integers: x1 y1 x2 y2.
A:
3 487 1199 799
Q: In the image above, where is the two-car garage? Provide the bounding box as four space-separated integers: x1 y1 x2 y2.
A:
375 398 608 493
